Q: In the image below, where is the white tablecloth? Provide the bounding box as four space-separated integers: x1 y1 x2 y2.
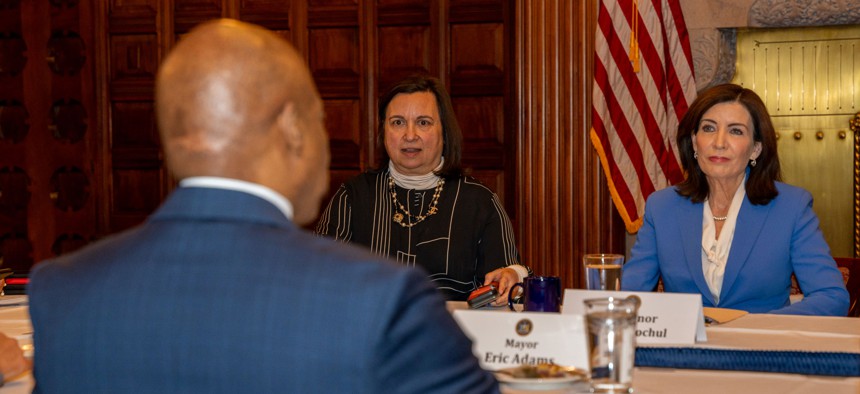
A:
445 302 860 394
624 313 860 394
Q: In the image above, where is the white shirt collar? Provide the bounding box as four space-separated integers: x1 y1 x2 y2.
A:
179 176 294 220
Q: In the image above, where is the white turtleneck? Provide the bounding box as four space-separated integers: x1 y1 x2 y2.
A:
388 158 444 190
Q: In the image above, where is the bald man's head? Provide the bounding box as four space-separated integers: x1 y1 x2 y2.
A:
155 19 330 224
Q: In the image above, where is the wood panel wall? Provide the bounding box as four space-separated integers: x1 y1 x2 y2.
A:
514 0 625 289
3 0 625 290
100 0 166 234
94 0 516 235
0 1 98 271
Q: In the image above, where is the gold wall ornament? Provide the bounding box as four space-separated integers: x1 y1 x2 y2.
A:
851 112 860 133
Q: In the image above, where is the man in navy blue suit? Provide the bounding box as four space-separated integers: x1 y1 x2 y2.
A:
28 19 498 393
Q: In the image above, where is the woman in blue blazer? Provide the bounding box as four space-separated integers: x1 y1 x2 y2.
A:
622 84 849 316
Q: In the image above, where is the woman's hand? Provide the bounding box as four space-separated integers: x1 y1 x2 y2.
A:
484 267 522 306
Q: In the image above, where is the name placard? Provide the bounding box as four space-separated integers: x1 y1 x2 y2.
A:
452 310 590 371
562 289 707 344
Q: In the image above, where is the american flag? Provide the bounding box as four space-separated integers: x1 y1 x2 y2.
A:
590 0 697 233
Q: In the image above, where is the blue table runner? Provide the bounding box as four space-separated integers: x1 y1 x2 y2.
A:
635 347 860 377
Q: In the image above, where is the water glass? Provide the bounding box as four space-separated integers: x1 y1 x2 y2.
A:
583 254 624 291
584 296 639 393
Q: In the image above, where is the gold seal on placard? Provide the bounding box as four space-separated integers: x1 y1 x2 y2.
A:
515 318 533 336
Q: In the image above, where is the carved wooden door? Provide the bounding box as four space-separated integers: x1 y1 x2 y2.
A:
0 1 98 281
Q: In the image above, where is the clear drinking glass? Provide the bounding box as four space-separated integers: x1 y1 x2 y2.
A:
583 254 624 291
584 296 639 393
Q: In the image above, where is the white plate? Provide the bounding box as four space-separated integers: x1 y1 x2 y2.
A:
0 295 28 306
495 367 584 390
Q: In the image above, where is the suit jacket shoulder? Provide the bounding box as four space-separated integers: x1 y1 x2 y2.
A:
29 187 498 394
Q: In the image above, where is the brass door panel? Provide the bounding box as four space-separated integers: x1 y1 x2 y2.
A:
733 25 860 257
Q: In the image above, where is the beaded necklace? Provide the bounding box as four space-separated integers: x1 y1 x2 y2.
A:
389 176 444 227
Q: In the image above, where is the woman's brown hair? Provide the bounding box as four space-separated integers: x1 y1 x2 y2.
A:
376 75 463 178
675 83 781 204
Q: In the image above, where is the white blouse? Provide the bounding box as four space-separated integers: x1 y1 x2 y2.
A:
701 181 747 305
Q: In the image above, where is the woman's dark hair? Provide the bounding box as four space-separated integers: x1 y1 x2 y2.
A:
376 75 463 178
675 83 781 204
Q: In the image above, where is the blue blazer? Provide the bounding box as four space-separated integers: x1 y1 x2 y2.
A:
29 187 498 394
622 182 849 316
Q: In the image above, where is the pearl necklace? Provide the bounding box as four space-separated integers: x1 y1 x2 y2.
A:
389 176 444 227
713 216 727 221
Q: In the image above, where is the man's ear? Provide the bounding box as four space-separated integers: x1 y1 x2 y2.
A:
275 102 303 155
